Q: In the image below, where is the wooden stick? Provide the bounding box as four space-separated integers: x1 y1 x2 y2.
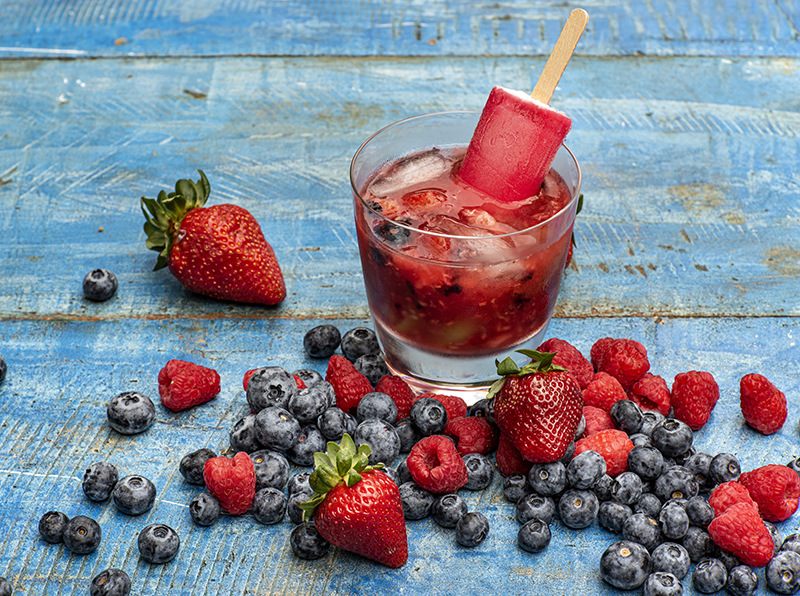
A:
531 9 588 104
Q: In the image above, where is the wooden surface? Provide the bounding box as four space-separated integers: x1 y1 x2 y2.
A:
1 1 799 594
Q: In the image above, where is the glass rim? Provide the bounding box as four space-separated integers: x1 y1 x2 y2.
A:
350 110 582 241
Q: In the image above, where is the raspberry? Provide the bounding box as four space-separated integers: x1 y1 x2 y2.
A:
203 452 256 515
708 501 775 567
580 405 615 439
582 372 627 412
374 375 417 420
592 338 649 390
708 481 756 516
538 338 594 389
325 355 372 414
423 393 468 421
670 370 719 431
739 465 800 522
443 416 499 455
495 433 533 477
574 429 634 477
158 359 221 412
627 373 671 416
406 435 468 494
740 373 787 435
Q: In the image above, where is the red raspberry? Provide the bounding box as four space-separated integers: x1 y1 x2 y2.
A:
708 502 774 567
406 435 468 493
740 373 787 435
574 429 633 477
203 452 256 515
538 338 594 389
590 337 615 370
592 338 649 390
709 481 756 517
158 359 221 412
739 465 800 522
325 355 372 415
671 370 719 431
416 392 468 421
495 433 533 477
582 372 627 412
443 416 499 455
580 405 615 439
374 375 417 420
628 373 671 416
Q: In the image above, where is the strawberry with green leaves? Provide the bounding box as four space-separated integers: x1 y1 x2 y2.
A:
488 350 584 464
299 434 407 568
141 170 286 305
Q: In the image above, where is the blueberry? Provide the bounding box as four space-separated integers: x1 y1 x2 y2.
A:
516 494 557 525
376 221 410 246
623 512 663 552
650 419 694 459
629 433 653 448
82 461 119 501
287 471 312 496
246 366 297 412
287 490 313 524
357 392 398 424
106 391 155 435
353 353 390 387
610 399 644 434
593 474 616 502
462 453 494 490
38 510 70 543
292 368 325 389
289 384 335 425
788 457 800 479
766 520 784 556
558 489 599 529
683 452 714 492
0 356 6 384
635 493 663 518
455 511 489 547
189 491 220 526
399 481 435 520
290 522 331 560
559 441 576 464
612 471 644 506
90 568 131 596
112 474 156 515
179 448 216 485
250 449 290 491
640 410 666 437
599 501 633 533
317 407 357 441
354 419 400 465
766 550 800 594
691 557 727 593
254 406 301 451
708 452 741 485
468 398 492 419
303 325 341 358
381 466 399 485
651 542 691 579
658 501 690 540
628 445 666 481
229 414 265 453
643 572 683 596
340 327 380 362
137 523 180 564
0 580 7 596
654 466 698 502
503 474 533 504
566 450 606 490
528 461 568 496
409 397 447 436
574 414 586 441
252 487 288 524
782 534 800 556
395 459 412 485
394 418 422 452
682 525 714 562
518 518 551 553
714 547 742 571
726 565 758 596
63 515 102 554
600 540 652 590
83 268 118 301
286 425 327 467
431 493 467 528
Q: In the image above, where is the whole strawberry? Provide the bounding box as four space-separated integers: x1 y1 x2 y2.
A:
142 170 285 305
203 452 256 515
300 434 407 568
740 373 787 435
158 359 221 412
489 350 583 464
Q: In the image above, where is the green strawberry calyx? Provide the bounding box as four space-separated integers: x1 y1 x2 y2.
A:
298 433 384 522
486 349 567 400
140 170 211 271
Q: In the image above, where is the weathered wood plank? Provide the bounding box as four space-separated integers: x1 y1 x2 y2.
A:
0 0 798 59
1 56 798 320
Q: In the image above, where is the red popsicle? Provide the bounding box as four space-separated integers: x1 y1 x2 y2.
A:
457 9 588 204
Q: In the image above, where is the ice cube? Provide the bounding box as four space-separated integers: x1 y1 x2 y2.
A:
369 148 455 197
421 214 514 259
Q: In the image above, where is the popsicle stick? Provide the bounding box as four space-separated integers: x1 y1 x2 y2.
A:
531 9 588 104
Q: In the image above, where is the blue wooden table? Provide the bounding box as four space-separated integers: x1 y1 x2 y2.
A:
1 1 799 594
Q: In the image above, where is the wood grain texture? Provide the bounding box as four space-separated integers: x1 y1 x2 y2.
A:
0 0 798 59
